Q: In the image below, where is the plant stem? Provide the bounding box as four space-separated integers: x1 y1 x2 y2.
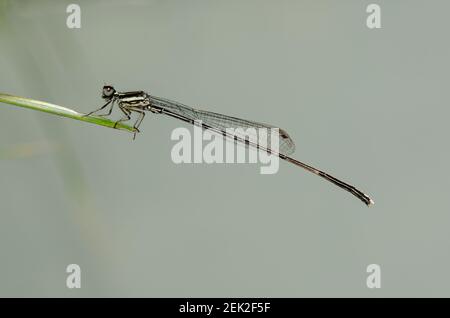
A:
0 93 136 133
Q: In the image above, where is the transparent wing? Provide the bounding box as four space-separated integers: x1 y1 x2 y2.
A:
149 95 296 156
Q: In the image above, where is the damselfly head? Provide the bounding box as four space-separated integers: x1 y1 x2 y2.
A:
102 85 116 99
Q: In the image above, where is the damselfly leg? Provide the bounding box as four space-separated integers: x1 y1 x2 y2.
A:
96 99 116 117
113 104 132 129
131 110 146 140
84 99 113 117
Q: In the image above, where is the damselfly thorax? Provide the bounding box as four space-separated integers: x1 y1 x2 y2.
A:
111 90 159 112
117 91 149 106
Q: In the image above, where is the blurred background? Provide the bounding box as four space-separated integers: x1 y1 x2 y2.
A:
0 0 449 297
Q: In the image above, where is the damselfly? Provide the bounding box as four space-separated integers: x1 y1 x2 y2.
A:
85 85 374 206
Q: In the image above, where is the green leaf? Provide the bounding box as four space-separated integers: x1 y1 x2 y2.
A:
0 93 137 133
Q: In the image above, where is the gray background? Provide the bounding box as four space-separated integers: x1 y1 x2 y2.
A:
0 0 448 297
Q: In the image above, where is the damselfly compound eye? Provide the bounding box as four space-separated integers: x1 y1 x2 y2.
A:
102 85 116 98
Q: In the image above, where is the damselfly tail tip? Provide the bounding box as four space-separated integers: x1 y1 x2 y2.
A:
367 197 375 206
